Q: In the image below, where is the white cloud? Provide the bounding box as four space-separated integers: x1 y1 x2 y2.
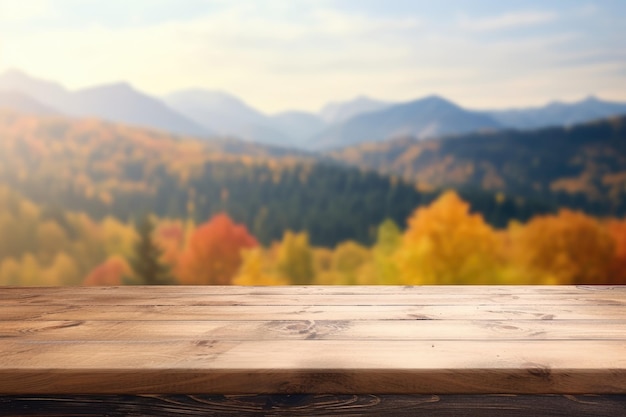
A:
0 0 50 22
0 1 623 112
459 11 558 32
0 3 424 111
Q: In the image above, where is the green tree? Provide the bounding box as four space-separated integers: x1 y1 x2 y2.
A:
129 215 173 285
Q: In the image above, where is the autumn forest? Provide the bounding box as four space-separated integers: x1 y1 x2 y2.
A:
0 110 625 286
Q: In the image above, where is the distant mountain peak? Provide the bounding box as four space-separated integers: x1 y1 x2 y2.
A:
0 90 60 115
169 88 242 101
421 94 449 102
413 94 457 108
545 100 565 108
582 95 600 103
0 69 61 87
319 95 391 124
352 95 381 103
169 88 263 110
0 68 32 80
0 68 67 92
107 81 134 90
489 95 626 129
313 95 501 149
80 81 136 94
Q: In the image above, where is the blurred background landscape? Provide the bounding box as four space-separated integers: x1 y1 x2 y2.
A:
0 0 624 285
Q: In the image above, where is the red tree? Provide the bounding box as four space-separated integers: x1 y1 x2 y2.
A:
177 213 257 285
82 256 131 286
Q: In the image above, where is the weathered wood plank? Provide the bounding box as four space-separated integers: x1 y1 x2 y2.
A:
2 285 623 296
3 292 624 306
1 394 625 417
1 286 624 402
1 319 625 341
2 303 624 321
1 340 624 394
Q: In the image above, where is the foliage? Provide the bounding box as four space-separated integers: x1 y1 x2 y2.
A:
177 213 258 285
276 231 315 285
232 247 289 285
0 110 551 247
395 191 503 285
319 241 371 285
83 256 132 286
606 220 626 284
0 111 625 286
331 115 626 218
128 215 173 285
369 219 402 284
511 210 615 284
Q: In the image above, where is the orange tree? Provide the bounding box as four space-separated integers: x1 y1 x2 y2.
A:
177 213 257 285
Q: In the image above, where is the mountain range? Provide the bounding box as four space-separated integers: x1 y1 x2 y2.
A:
1 69 626 150
0 70 207 136
488 96 626 129
330 115 626 216
309 95 502 150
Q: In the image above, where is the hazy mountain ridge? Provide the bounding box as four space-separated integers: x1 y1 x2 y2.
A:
270 111 325 144
487 96 626 129
2 69 626 150
0 70 208 136
163 89 294 147
0 110 548 246
0 90 58 115
319 95 391 124
330 115 626 216
311 95 502 150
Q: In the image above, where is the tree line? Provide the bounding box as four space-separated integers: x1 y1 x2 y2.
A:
0 110 553 249
2 187 623 286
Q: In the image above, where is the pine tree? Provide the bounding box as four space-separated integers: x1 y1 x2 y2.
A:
129 215 173 285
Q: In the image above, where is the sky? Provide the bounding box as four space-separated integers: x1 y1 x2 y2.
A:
0 0 624 114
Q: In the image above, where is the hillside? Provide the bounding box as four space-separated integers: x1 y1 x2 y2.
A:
319 96 391 124
312 96 501 150
331 115 626 216
0 111 549 246
0 91 58 115
488 96 626 129
163 89 290 145
4 70 626 150
0 70 209 137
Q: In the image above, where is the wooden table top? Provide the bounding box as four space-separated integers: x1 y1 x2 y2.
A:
0 285 624 395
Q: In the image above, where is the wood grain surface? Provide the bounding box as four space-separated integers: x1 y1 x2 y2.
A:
0 286 625 396
2 394 625 417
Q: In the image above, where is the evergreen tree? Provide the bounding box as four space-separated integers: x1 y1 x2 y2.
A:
129 215 173 285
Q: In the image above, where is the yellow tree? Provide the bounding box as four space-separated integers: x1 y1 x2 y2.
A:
276 231 315 285
354 220 402 285
36 221 69 264
101 216 137 259
325 241 371 285
395 191 502 285
16 254 42 286
372 219 402 284
43 252 81 285
232 247 288 285
512 210 614 284
0 257 21 285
